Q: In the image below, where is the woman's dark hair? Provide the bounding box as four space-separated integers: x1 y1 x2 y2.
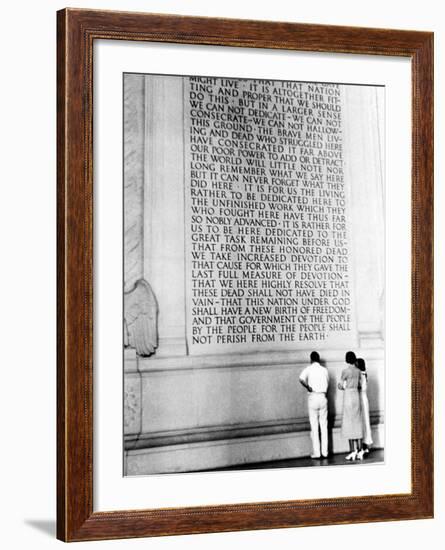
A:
310 351 320 363
345 351 357 364
357 358 366 371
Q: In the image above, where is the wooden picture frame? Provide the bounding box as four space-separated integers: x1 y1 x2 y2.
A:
57 8 433 542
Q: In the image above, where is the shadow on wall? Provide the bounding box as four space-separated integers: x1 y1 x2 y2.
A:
24 519 56 538
324 361 338 452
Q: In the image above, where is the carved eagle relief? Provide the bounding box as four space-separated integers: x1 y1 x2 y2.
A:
124 279 158 356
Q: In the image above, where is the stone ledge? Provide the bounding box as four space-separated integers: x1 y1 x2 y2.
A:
125 413 384 450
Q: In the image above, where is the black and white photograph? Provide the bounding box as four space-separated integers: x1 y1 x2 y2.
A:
123 74 385 475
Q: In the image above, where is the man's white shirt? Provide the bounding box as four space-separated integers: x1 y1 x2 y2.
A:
299 362 329 393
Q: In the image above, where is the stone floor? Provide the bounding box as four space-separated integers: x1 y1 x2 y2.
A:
210 448 384 471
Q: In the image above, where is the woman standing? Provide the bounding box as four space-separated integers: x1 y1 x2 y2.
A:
338 351 364 461
357 358 373 454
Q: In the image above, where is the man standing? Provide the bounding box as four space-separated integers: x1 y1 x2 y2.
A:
299 351 329 459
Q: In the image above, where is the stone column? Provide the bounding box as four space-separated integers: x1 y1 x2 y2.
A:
143 75 187 357
343 86 385 347
123 74 144 291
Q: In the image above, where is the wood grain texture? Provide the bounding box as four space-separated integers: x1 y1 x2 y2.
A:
57 8 434 542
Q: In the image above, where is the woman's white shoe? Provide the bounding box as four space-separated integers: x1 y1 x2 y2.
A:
345 451 357 461
356 449 365 460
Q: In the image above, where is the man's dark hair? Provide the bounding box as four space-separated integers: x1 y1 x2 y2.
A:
310 351 320 363
345 351 357 364
357 358 366 371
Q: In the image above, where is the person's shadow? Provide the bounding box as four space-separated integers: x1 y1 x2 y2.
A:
24 519 56 538
320 359 337 455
